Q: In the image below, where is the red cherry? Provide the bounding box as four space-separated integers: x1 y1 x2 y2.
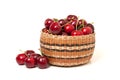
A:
42 28 49 33
49 22 62 35
25 50 35 56
85 23 94 33
25 57 36 68
58 19 66 26
16 53 27 65
78 19 87 27
71 30 83 36
44 18 54 29
64 24 74 34
62 32 68 36
67 15 78 21
37 56 49 69
30 54 41 65
81 27 92 35
70 20 77 27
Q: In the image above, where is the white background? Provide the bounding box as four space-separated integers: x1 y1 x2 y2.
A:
0 0 120 80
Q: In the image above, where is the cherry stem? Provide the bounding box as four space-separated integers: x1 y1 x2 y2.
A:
75 20 78 30
25 53 29 57
61 20 72 27
71 17 74 20
91 22 94 24
75 16 80 30
19 49 29 57
53 18 58 22
19 49 25 53
38 48 42 55
82 19 84 27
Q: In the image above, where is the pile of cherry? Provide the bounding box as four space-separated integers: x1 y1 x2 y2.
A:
43 15 94 36
16 50 49 69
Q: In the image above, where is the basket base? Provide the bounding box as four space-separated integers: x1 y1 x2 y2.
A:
47 55 92 67
49 60 91 67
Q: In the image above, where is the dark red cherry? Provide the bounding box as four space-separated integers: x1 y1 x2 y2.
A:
49 22 62 35
70 20 77 27
85 23 94 33
16 53 27 65
37 56 49 69
25 50 35 56
30 54 41 66
25 57 36 68
62 32 68 36
58 19 66 26
64 24 74 34
67 15 78 21
81 27 92 35
44 18 54 29
42 28 49 33
78 19 87 27
71 30 83 36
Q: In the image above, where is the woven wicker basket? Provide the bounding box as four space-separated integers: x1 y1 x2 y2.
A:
40 31 95 67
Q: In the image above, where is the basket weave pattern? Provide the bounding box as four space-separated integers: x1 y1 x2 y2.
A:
40 32 95 67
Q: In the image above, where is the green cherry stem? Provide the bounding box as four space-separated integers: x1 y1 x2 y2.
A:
75 16 80 30
76 20 79 30
38 48 43 56
61 20 72 27
82 19 84 27
19 49 28 57
53 18 58 22
91 22 94 24
19 49 25 53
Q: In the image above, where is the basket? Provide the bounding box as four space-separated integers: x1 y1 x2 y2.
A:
40 31 95 67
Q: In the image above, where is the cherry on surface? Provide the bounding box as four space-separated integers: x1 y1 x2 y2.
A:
25 57 36 68
30 53 41 65
16 53 27 65
37 56 49 69
25 50 35 56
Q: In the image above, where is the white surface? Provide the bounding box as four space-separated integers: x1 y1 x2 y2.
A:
0 0 120 80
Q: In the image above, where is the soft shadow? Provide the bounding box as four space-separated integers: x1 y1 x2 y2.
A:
90 48 104 64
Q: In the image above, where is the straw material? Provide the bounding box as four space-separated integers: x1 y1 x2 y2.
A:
40 31 95 67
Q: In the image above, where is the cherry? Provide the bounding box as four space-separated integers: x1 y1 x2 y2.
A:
44 18 54 29
70 20 77 27
16 53 27 65
37 56 49 69
30 53 41 65
81 27 92 35
49 22 62 35
42 28 49 33
25 57 36 68
78 19 87 27
62 32 68 36
67 15 78 21
71 30 83 36
64 24 74 34
25 50 35 56
58 19 66 26
85 23 94 33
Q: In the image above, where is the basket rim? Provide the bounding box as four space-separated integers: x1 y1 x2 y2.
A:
41 31 95 39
